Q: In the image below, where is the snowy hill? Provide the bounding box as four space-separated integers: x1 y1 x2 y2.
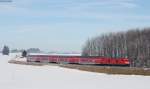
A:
0 53 150 89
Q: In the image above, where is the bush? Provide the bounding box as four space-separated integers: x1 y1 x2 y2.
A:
22 50 27 57
2 45 9 55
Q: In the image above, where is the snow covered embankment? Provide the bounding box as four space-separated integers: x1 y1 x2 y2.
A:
0 53 150 89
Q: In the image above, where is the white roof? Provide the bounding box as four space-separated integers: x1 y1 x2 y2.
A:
28 53 81 56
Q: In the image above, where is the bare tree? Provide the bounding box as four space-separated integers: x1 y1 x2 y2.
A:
82 27 150 68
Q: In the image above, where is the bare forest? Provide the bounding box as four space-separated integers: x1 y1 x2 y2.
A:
82 28 150 68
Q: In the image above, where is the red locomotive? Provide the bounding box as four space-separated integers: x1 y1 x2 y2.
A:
27 54 130 66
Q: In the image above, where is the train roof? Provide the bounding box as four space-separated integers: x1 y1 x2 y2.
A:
28 53 81 56
28 53 128 59
28 53 111 58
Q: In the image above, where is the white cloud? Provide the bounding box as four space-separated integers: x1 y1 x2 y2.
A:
1 0 149 22
67 0 138 11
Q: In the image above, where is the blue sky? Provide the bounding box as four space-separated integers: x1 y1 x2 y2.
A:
0 0 150 52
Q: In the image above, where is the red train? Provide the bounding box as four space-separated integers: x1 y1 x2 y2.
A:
27 54 130 66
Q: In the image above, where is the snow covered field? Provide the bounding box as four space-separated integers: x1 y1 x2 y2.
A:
0 53 150 89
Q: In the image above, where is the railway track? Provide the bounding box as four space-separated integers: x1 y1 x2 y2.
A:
8 60 150 76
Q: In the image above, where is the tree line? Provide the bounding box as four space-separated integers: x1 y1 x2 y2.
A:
82 28 150 68
1 46 41 56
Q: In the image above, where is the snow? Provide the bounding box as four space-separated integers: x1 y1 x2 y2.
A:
0 53 150 89
10 53 27 62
